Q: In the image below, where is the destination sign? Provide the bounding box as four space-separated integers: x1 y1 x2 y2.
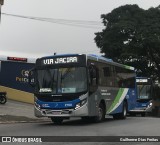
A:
43 57 78 65
136 78 152 84
136 79 148 83
36 54 86 68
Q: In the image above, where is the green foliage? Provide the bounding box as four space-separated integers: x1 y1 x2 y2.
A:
95 4 160 80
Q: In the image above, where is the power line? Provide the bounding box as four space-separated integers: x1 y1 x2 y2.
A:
2 12 104 29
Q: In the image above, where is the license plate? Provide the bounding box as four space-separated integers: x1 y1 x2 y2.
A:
52 111 61 115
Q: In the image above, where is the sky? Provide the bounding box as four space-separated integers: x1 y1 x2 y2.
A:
0 0 160 58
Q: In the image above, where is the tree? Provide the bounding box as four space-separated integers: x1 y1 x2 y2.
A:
94 4 160 80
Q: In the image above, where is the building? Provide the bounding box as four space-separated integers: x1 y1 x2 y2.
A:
0 55 36 103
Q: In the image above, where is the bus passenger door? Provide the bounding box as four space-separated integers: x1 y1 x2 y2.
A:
88 64 98 94
88 64 99 116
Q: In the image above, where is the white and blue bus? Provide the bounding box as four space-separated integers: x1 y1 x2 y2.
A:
130 77 153 116
30 54 137 124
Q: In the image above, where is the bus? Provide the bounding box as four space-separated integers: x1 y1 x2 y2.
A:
0 55 35 103
29 54 137 124
129 77 153 116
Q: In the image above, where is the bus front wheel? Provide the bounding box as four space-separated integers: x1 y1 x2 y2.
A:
51 117 63 124
141 112 146 117
94 103 105 122
113 101 127 119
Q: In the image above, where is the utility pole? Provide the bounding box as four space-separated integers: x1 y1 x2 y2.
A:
0 0 4 21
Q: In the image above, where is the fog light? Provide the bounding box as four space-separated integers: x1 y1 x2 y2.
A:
35 102 41 109
148 102 152 107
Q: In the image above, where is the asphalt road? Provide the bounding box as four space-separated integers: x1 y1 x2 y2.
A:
0 100 160 145
0 117 160 145
0 116 160 135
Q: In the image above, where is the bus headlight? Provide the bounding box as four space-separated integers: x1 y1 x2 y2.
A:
75 99 87 110
34 96 38 102
35 102 41 109
75 103 81 110
148 102 152 107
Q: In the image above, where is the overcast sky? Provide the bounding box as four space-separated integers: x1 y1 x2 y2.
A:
0 0 160 58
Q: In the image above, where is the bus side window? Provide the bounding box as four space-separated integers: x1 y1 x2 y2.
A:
103 66 115 87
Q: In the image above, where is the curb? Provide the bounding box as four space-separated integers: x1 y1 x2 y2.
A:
0 115 51 124
0 120 51 124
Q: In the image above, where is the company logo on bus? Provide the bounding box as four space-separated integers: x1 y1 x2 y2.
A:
43 57 78 65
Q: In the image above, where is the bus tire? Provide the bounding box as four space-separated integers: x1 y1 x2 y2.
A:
119 101 127 119
94 103 105 122
51 117 63 124
113 114 120 119
113 101 127 120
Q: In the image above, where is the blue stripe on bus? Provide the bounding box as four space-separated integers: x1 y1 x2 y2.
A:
36 98 81 109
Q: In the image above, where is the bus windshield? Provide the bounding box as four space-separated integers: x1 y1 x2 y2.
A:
36 67 87 94
137 85 151 99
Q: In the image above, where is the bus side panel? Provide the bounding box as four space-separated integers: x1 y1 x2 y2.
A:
87 91 99 116
88 87 122 116
127 88 137 111
108 88 136 114
106 88 127 114
87 87 117 116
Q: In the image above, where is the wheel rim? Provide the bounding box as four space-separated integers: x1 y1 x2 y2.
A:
123 105 127 116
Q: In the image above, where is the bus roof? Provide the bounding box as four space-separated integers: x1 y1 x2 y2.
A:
87 54 134 71
37 53 135 71
40 54 81 59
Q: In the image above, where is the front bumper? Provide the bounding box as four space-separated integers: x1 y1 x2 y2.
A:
130 106 152 113
34 102 88 118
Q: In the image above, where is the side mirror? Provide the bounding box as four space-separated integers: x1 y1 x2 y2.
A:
28 69 36 87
